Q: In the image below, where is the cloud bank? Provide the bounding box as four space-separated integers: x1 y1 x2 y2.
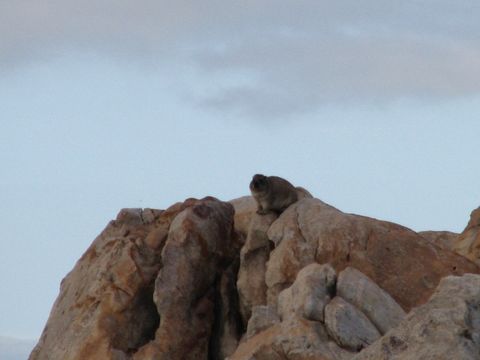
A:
2 1 480 116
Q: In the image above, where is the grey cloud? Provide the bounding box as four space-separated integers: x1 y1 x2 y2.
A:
2 1 480 116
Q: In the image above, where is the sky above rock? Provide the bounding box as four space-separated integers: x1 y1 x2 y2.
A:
1 0 480 342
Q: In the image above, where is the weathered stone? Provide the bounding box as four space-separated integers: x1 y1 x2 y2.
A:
266 198 478 312
228 317 354 360
278 263 336 322
212 260 244 359
337 267 405 334
30 197 480 360
419 230 458 251
229 196 257 239
237 212 277 325
229 191 310 239
30 197 240 360
353 274 480 360
454 206 480 265
325 297 380 351
246 305 280 339
134 198 237 360
30 207 169 360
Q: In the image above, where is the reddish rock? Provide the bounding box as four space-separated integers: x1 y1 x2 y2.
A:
419 231 458 251
30 198 242 360
30 195 480 360
454 206 480 266
266 199 479 311
30 207 167 360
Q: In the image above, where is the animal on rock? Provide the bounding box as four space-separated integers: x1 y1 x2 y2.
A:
249 174 298 215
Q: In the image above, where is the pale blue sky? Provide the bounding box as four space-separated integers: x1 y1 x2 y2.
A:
1 1 480 342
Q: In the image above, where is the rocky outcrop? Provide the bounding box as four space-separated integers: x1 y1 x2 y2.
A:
336 268 405 334
353 274 480 360
30 195 480 360
266 198 477 311
454 206 480 266
30 197 243 360
229 265 403 359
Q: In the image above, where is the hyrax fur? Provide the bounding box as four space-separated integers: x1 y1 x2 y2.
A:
249 174 298 215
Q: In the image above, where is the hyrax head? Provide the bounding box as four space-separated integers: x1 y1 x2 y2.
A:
250 174 268 193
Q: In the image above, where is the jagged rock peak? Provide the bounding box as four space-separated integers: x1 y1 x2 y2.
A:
30 196 480 359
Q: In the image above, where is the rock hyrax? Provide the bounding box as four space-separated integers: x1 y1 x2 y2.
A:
249 174 298 215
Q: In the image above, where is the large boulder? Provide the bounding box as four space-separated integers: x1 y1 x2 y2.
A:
30 197 242 360
353 274 480 360
336 267 405 334
454 206 480 266
324 297 380 351
278 263 336 322
30 194 480 360
266 198 478 311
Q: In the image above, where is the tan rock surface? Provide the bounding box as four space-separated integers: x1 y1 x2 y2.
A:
229 196 257 239
30 195 480 360
30 197 242 360
237 212 277 325
135 198 238 360
266 198 478 311
228 317 353 360
454 206 480 265
419 230 458 250
246 305 280 339
278 263 336 322
353 274 480 360
30 207 166 360
337 267 405 334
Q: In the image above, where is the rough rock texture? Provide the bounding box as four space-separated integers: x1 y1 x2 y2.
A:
454 207 480 266
229 196 257 239
30 207 165 360
229 317 353 360
229 263 350 360
30 194 480 360
324 297 380 351
419 230 458 250
137 199 238 360
237 212 277 325
337 267 406 334
353 274 480 360
278 263 336 322
266 198 478 312
246 305 280 339
229 187 312 239
30 197 243 360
